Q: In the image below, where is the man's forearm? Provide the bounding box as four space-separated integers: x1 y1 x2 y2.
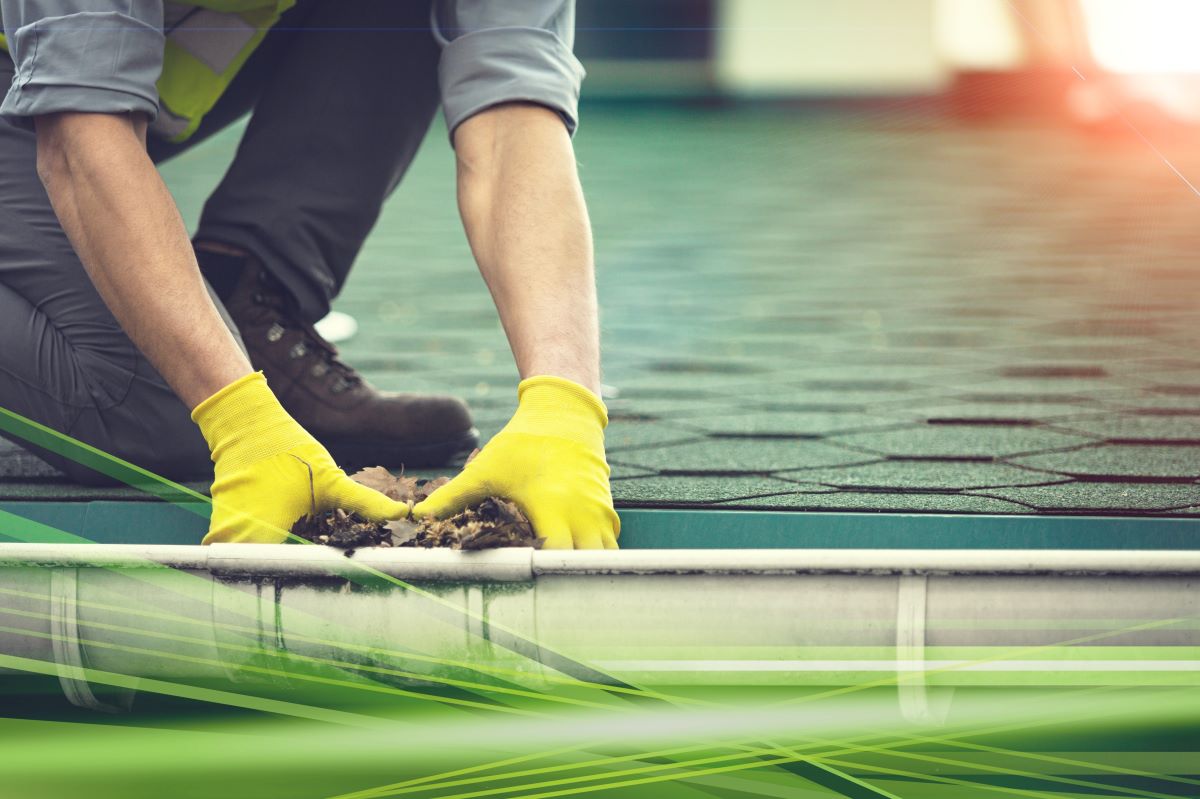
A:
453 103 601 395
35 112 251 409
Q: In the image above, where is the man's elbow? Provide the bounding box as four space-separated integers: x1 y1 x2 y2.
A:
33 114 74 190
33 112 147 190
454 103 564 169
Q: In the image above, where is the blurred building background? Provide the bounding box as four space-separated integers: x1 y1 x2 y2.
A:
575 0 1200 129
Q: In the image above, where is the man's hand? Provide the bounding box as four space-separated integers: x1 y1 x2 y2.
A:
193 372 408 544
413 376 619 549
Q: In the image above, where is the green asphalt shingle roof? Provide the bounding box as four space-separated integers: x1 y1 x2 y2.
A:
5 105 1200 518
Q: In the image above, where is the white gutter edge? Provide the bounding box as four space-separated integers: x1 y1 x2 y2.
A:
0 543 536 581
0 544 208 570
0 544 1198 579
530 549 1200 575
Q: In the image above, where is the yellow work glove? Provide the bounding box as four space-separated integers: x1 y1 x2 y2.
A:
413 375 620 549
192 372 409 544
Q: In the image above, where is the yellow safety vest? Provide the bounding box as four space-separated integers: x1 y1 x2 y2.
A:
0 0 295 142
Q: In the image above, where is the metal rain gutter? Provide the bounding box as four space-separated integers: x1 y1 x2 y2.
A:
1 544 1199 578
0 544 1197 718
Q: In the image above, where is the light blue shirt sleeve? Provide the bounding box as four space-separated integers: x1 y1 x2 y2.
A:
432 0 585 142
0 0 164 127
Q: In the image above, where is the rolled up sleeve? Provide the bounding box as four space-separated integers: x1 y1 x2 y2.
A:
433 0 585 142
1 0 164 128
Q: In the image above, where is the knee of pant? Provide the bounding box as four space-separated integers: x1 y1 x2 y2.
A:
134 446 214 484
54 457 123 487
46 440 211 486
107 431 213 484
62 407 214 485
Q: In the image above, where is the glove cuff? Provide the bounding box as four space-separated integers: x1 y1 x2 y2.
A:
511 375 608 448
191 371 311 471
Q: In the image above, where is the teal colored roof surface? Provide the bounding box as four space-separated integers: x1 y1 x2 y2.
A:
6 106 1200 526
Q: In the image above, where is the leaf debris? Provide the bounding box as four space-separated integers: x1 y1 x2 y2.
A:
290 459 538 550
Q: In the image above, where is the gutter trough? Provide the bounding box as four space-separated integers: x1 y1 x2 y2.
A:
0 542 1197 718
1 506 1198 717
1 543 1199 578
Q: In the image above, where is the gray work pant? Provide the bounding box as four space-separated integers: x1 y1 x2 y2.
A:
0 0 440 484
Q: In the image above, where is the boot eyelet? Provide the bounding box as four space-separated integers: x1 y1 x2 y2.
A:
289 342 307 359
266 323 285 343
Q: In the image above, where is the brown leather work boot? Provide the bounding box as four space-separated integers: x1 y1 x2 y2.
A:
216 262 478 470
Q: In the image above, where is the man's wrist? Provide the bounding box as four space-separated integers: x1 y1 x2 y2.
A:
191 371 307 468
509 375 608 448
518 364 600 397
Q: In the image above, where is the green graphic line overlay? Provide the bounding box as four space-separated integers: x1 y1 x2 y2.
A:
3 407 1198 797
0 405 209 511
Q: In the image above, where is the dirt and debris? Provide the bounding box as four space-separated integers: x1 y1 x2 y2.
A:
290 455 539 551
347 465 452 505
399 496 536 550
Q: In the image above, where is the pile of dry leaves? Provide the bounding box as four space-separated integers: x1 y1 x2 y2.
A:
290 455 538 552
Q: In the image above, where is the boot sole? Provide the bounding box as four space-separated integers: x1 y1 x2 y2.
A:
326 428 480 471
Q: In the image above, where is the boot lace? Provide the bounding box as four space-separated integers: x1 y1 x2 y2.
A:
252 271 363 394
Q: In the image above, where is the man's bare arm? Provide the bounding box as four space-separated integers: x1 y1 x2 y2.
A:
415 101 618 548
34 111 251 409
453 102 601 395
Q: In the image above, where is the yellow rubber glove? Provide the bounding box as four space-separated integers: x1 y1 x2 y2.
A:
192 372 409 544
412 375 620 549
